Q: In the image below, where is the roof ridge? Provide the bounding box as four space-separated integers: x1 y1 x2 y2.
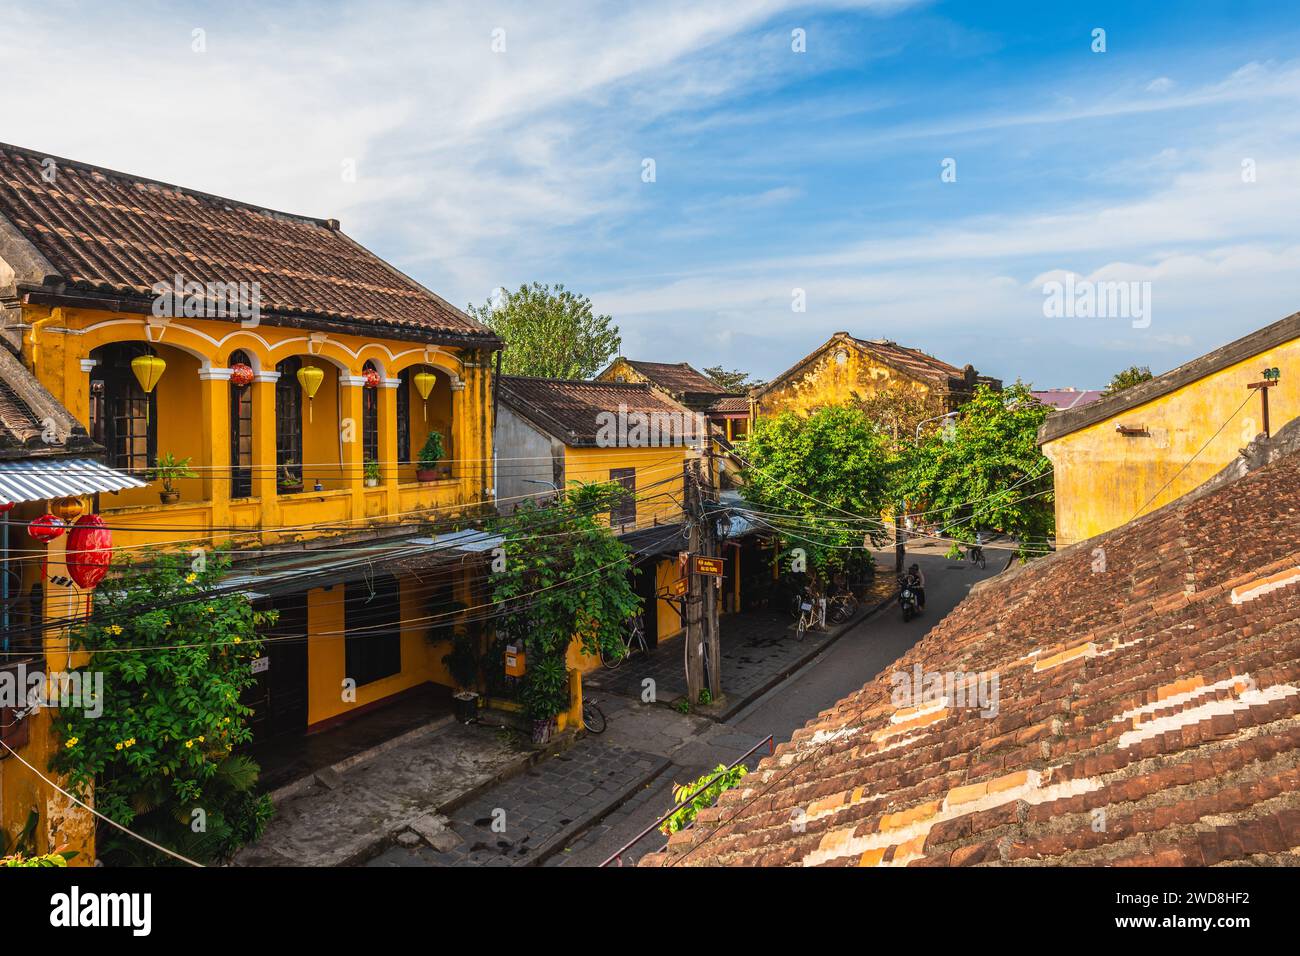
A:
0 141 333 228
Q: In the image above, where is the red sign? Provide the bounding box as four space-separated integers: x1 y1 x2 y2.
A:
692 556 724 577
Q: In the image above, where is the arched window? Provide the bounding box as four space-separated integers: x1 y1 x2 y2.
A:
88 342 157 473
275 356 303 491
396 369 411 465
229 350 253 498
362 360 380 468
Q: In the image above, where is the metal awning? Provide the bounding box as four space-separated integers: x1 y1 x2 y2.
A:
0 457 147 505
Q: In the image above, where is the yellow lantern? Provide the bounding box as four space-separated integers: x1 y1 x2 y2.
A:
130 354 166 393
55 495 85 521
297 364 325 422
412 370 436 421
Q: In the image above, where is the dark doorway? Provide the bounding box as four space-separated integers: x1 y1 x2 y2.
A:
344 574 402 686
245 592 309 743
632 557 661 649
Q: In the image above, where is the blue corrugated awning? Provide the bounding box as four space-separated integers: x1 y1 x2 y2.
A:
0 457 147 505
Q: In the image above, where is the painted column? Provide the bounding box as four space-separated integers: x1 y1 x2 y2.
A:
339 373 366 525
379 377 400 519
197 368 232 518
250 371 281 533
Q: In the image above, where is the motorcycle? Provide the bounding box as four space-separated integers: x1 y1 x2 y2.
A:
898 576 919 622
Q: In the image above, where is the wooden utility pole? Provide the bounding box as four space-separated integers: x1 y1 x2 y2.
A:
1247 367 1281 439
684 458 705 707
703 446 721 699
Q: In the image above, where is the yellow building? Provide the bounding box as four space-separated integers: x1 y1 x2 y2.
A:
751 331 999 425
595 357 750 442
495 376 709 667
0 142 500 860
1040 310 1300 547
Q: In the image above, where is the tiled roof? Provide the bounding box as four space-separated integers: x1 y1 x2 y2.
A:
0 143 497 345
643 449 1300 867
623 361 730 398
0 346 100 460
707 396 749 414
849 336 965 385
498 376 701 447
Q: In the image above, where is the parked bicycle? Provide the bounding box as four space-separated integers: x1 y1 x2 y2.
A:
599 612 648 669
826 588 859 625
794 589 817 642
968 544 986 569
582 695 607 734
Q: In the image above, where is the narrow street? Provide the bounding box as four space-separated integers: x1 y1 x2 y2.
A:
368 538 1010 868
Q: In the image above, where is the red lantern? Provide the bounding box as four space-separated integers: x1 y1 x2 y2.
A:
362 366 381 389
229 363 255 387
29 513 67 542
0 501 14 514
66 514 112 591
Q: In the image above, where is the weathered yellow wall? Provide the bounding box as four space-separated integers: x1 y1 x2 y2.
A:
755 342 936 421
561 445 688 529
1043 339 1300 546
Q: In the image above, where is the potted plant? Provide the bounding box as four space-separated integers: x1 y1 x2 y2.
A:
415 431 446 482
150 453 197 504
277 461 303 495
363 458 381 488
442 632 479 723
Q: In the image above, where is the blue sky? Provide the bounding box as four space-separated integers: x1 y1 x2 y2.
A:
4 0 1300 387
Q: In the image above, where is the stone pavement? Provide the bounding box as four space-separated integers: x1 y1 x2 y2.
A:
366 737 668 867
586 573 897 719
234 720 532 867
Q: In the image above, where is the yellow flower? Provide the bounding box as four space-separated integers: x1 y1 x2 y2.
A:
106 625 123 636
184 740 194 749
64 737 79 749
232 636 241 644
185 573 198 584
114 742 123 751
197 735 205 743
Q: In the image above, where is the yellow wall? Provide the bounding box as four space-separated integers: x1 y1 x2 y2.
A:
561 444 688 530
754 340 939 422
6 301 497 862
1043 339 1300 546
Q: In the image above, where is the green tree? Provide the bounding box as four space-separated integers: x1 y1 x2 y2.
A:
490 482 641 721
1103 365 1153 396
467 282 620 379
702 366 763 392
51 550 276 865
895 382 1053 559
738 406 893 576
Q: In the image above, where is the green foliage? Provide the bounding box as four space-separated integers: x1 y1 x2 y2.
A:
895 382 1053 560
51 549 276 865
417 430 446 466
673 698 692 714
149 452 198 493
491 482 641 721
739 406 893 575
1 851 71 867
1103 365 1154 396
467 282 620 379
442 631 479 691
701 366 762 392
363 458 381 481
660 763 749 835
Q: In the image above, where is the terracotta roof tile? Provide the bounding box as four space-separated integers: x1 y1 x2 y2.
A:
0 143 495 344
497 376 701 448
642 448 1300 866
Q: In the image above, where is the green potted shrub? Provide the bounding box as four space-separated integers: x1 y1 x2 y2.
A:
363 458 381 488
442 631 479 723
150 453 197 504
415 431 446 482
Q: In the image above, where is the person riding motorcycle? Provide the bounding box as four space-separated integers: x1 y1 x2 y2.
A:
905 563 926 611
